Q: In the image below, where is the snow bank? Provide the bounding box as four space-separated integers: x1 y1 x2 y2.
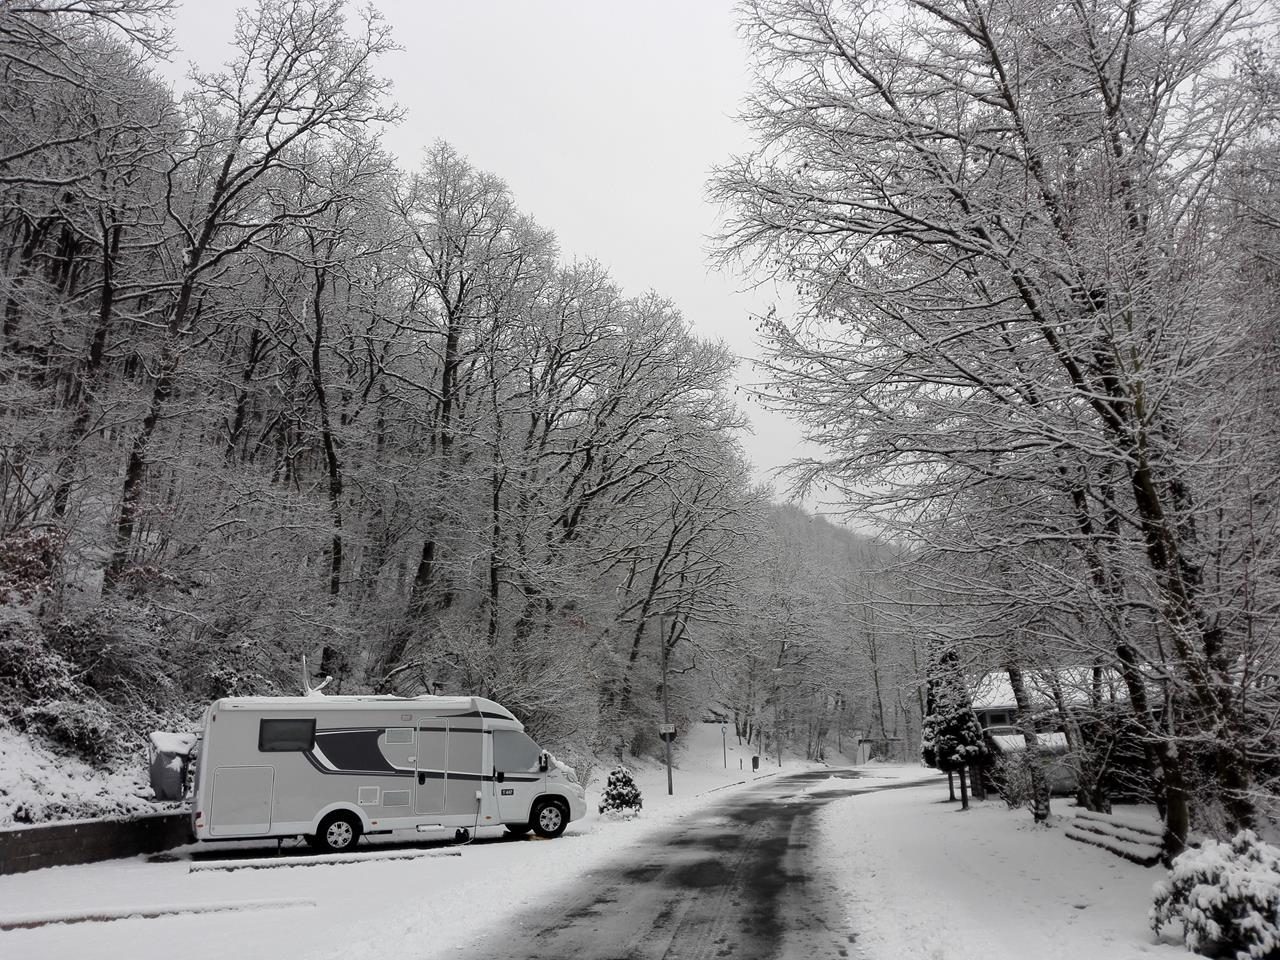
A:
1 898 314 931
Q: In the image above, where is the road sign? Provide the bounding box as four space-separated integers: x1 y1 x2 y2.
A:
659 723 676 734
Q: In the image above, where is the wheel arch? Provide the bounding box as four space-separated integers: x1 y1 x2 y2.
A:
310 801 369 835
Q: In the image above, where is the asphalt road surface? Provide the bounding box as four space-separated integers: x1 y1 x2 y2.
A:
451 769 909 960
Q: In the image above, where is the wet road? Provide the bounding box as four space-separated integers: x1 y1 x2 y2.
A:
452 769 906 960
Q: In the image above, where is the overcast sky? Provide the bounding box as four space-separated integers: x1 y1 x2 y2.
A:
162 0 817 499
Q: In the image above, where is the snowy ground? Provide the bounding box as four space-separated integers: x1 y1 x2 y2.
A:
816 782 1184 960
0 725 1182 960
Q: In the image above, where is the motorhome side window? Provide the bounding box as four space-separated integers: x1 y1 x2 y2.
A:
492 730 541 771
258 718 316 752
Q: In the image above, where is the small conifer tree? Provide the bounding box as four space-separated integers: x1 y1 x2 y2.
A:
598 766 643 816
920 646 988 810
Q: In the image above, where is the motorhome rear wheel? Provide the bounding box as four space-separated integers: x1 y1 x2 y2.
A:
311 811 361 853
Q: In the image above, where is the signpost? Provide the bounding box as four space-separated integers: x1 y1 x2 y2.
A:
721 724 727 768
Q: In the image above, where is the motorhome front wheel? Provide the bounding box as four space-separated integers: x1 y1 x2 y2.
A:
532 799 568 839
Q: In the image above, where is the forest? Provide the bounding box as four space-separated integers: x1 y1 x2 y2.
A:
0 0 919 823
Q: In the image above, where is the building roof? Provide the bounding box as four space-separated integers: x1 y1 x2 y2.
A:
991 732 1069 754
969 667 1130 712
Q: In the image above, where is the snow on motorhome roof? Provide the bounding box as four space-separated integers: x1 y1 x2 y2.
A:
969 668 1129 711
211 695 516 717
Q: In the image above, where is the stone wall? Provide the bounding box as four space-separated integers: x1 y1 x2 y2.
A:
0 812 191 875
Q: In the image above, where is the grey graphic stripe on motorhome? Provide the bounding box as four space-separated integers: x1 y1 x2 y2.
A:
302 747 413 778
313 730 403 774
313 725 486 734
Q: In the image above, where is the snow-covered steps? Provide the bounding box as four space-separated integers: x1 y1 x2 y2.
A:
1065 810 1163 867
188 846 462 872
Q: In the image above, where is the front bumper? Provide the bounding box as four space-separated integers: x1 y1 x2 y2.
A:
567 786 588 822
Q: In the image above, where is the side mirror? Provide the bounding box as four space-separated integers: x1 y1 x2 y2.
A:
538 751 549 773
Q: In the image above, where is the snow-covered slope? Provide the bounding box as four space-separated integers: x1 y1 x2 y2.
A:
0 726 163 827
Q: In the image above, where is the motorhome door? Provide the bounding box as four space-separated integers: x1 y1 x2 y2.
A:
491 729 545 822
414 722 447 814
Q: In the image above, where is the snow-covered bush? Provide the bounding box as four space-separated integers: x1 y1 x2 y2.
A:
1151 830 1280 959
991 753 1035 809
0 609 79 707
1 603 184 767
598 766 643 817
0 527 64 605
22 699 118 765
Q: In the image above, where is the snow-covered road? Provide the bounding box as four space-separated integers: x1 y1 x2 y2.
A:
445 768 908 960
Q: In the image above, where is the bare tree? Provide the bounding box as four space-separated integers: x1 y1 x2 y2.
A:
107 0 397 583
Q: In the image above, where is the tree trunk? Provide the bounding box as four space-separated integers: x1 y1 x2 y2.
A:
1006 664 1050 823
971 762 987 802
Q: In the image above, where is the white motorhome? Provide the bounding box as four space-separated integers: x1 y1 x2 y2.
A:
190 695 587 852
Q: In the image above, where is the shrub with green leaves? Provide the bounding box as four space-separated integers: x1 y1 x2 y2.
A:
1151 830 1280 959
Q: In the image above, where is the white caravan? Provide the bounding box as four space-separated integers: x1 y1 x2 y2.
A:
190 695 587 852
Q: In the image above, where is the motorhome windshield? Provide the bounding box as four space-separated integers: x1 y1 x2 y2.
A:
493 730 541 771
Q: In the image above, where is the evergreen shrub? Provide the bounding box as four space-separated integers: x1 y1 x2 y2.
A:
598 766 643 817
1151 830 1280 959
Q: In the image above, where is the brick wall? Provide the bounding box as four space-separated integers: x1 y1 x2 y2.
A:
0 812 192 876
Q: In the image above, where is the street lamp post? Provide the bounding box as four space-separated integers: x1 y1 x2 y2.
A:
663 619 675 795
721 724 727 768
